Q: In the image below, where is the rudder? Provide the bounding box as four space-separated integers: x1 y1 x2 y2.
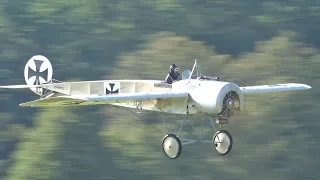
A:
24 55 53 95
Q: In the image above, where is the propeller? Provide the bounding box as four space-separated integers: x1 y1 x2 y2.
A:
220 91 240 117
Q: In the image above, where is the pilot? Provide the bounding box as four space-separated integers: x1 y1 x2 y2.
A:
165 64 181 84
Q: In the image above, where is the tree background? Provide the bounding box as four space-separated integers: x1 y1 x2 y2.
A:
0 0 319 179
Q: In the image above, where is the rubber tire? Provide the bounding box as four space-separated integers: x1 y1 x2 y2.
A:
213 130 233 155
162 134 182 159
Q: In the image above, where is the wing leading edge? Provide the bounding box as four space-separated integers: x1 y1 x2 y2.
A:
240 83 311 94
19 91 189 107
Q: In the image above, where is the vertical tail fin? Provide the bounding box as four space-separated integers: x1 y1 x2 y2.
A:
24 55 53 95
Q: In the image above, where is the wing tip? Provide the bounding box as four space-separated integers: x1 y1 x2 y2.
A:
304 84 312 89
19 102 33 107
279 83 311 90
294 83 312 90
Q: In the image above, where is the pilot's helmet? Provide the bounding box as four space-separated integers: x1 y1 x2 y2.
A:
169 64 179 74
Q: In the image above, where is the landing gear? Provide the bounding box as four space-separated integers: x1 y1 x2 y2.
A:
161 115 234 159
162 134 182 159
213 130 233 155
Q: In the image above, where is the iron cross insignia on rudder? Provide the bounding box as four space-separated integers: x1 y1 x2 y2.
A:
24 55 53 86
28 59 48 85
23 55 53 95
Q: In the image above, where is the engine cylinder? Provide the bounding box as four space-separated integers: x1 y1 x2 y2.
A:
188 81 244 114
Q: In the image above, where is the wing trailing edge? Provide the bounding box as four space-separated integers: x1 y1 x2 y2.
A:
19 91 189 107
240 83 311 94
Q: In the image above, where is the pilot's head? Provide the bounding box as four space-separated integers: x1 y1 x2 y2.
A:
169 64 179 75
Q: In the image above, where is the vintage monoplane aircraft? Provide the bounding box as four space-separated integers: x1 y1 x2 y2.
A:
0 55 312 159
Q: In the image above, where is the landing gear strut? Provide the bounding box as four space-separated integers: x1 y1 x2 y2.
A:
161 116 233 159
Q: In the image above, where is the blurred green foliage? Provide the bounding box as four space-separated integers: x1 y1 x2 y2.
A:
0 0 319 179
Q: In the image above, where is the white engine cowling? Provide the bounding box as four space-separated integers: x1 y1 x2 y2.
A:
188 81 244 115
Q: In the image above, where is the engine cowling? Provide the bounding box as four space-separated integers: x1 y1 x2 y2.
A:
188 81 244 115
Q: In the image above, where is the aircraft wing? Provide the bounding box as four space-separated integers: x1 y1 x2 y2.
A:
19 91 189 107
240 83 311 94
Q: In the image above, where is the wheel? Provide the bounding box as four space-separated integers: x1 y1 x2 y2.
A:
162 134 182 159
212 130 233 155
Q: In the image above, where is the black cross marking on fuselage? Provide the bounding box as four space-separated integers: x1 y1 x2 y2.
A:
28 59 48 85
106 83 119 94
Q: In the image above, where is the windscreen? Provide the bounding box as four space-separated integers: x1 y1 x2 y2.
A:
182 69 192 80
